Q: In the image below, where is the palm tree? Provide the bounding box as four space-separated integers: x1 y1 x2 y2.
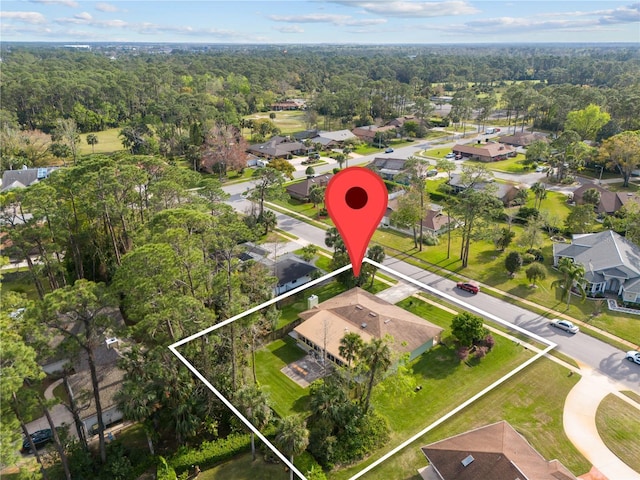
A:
325 227 344 253
309 185 325 210
235 385 272 461
366 245 386 286
275 415 309 480
339 332 364 368
360 337 392 413
260 210 277 235
86 133 98 154
552 257 586 306
335 153 346 170
530 182 547 210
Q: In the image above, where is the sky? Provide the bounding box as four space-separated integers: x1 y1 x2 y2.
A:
1 0 639 44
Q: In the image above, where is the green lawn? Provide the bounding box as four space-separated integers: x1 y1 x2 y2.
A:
78 127 124 155
243 111 324 136
482 153 529 173
254 337 309 417
337 358 588 480
596 394 640 473
199 452 289 480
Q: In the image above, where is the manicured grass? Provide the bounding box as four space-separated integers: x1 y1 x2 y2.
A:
396 297 456 333
78 127 124 155
199 451 289 480
254 337 309 418
596 394 640 473
482 153 529 173
334 357 588 480
622 390 640 404
243 111 324 136
423 147 454 159
354 144 388 155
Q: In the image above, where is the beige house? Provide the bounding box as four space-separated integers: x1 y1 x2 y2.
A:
452 142 516 162
293 288 443 366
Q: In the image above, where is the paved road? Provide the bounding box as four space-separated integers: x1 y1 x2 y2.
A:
224 185 640 394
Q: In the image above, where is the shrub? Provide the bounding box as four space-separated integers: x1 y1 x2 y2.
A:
169 433 251 475
474 346 488 360
484 334 495 351
456 346 470 362
522 253 536 264
420 233 439 246
157 456 177 480
332 167 340 174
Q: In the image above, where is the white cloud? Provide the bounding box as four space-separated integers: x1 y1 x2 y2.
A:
95 2 120 13
332 0 479 17
465 16 598 33
0 11 47 24
274 25 305 33
74 12 92 21
269 13 386 26
30 0 79 7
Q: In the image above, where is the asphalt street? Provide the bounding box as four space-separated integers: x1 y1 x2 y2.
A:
224 151 640 393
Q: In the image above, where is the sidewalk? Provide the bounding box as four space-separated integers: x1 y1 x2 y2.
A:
564 367 640 480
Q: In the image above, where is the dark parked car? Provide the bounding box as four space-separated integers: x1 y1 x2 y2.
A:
456 282 479 294
21 429 54 453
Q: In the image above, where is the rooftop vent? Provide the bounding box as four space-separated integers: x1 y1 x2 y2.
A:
384 319 392 324
369 312 377 317
361 322 368 329
355 305 363 310
461 455 474 467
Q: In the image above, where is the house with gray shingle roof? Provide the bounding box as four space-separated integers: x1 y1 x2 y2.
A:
553 230 640 303
1 167 59 192
311 130 357 149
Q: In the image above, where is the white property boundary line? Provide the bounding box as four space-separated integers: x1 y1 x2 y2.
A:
169 259 556 480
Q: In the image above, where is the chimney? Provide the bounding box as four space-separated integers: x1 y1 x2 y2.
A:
307 294 319 309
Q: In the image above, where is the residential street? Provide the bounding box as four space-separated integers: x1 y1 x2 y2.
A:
223 186 640 394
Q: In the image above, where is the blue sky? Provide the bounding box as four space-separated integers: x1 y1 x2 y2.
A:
1 1 639 44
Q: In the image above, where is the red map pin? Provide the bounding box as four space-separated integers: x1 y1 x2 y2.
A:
325 167 388 276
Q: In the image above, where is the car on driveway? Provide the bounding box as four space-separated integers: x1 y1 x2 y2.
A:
21 429 54 453
625 351 640 365
456 282 479 294
445 152 455 159
550 319 579 334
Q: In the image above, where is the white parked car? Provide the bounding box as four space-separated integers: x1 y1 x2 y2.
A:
625 351 640 365
550 319 579 334
445 152 455 159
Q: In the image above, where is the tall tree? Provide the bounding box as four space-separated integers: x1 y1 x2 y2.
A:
275 415 310 480
565 104 611 141
86 133 98 154
200 124 248 179
360 337 392 413
36 280 116 464
365 244 386 286
339 332 364 368
53 118 80 164
248 168 286 219
599 131 640 188
234 385 272 461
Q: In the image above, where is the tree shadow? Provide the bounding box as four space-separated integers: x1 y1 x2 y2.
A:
412 344 458 381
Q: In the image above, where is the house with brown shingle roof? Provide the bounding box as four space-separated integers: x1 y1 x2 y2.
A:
571 182 640 215
292 287 443 366
247 136 308 159
420 421 577 480
285 174 333 201
382 197 454 236
452 142 516 162
352 125 397 143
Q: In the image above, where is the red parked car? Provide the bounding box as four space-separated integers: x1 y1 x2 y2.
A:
456 282 479 294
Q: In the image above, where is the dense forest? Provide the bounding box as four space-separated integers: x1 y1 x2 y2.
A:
1 44 639 141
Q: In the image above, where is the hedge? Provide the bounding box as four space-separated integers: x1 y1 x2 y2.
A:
169 433 251 474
